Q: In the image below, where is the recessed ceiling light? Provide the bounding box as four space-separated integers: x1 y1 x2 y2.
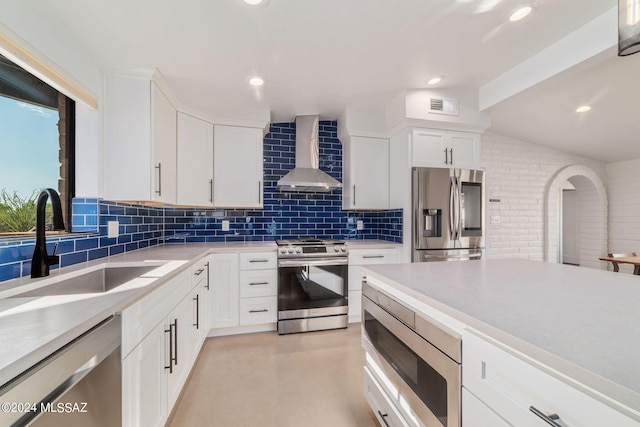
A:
576 105 591 113
249 76 265 87
243 0 269 5
509 5 533 22
427 76 444 85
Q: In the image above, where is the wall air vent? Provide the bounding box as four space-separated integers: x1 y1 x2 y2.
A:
428 97 459 116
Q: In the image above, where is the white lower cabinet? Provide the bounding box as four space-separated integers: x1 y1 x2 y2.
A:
348 247 400 322
122 257 212 427
210 252 240 328
210 250 278 334
462 387 509 427
122 322 167 427
364 366 411 427
462 330 639 427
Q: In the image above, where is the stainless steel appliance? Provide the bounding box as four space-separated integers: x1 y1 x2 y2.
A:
277 238 349 334
412 167 485 262
0 316 121 427
362 283 461 427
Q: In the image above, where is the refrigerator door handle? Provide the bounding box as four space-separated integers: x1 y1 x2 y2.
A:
449 177 456 240
455 176 462 240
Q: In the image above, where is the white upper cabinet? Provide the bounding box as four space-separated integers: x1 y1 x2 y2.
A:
343 136 389 210
177 113 214 206
104 74 177 203
213 125 263 208
411 128 480 169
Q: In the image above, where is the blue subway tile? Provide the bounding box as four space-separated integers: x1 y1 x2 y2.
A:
88 248 109 261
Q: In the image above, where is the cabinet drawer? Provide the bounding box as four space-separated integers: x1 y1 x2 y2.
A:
239 296 277 325
239 269 277 297
349 248 398 265
463 330 639 427
190 257 209 288
121 270 190 358
239 251 277 270
363 366 411 427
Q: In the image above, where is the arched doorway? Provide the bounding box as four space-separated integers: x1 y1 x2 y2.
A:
545 165 608 268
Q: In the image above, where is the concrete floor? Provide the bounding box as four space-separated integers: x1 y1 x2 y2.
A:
168 324 378 427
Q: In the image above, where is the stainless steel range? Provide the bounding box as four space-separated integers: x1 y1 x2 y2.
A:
276 238 349 334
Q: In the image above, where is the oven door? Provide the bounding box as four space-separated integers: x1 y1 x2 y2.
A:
362 296 460 427
278 257 348 318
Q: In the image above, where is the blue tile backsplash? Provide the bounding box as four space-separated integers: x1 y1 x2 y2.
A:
0 120 401 283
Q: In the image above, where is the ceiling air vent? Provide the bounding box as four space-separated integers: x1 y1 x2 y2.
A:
428 97 459 116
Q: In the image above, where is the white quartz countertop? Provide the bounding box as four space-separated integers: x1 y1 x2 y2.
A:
363 259 640 413
0 241 275 387
345 240 402 249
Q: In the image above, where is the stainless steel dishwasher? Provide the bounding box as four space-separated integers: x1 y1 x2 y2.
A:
0 315 121 427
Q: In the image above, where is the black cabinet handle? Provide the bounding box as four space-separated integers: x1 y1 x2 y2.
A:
249 309 269 313
529 406 562 427
172 319 178 366
249 259 269 263
363 255 385 259
155 163 162 195
193 294 200 329
164 322 174 373
249 282 269 286
194 268 205 276
205 261 210 290
377 410 390 427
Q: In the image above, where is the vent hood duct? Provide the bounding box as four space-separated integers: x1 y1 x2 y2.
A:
276 115 342 192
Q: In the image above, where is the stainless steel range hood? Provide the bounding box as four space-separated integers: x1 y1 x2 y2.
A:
276 115 342 192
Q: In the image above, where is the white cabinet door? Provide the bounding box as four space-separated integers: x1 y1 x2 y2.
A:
166 294 191 413
177 112 214 206
104 75 177 203
213 125 263 208
411 128 447 167
449 131 479 169
210 252 240 328
151 83 177 204
343 136 389 210
122 322 167 427
411 128 480 169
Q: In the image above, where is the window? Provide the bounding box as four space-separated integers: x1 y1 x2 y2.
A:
0 53 75 236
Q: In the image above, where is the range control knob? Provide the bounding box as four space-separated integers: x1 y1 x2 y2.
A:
288 247 294 254
340 246 347 252
279 247 286 254
295 247 302 253
334 246 340 252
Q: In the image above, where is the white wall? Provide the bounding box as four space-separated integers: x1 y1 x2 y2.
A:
606 159 640 274
562 189 579 265
481 132 606 261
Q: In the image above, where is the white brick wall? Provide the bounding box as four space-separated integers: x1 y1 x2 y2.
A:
606 159 640 274
481 132 606 263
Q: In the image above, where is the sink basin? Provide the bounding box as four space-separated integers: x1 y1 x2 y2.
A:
10 265 158 297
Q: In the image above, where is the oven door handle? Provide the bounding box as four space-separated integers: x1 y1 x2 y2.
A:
278 258 348 268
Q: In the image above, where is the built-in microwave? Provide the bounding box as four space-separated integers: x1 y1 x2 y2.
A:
362 283 461 427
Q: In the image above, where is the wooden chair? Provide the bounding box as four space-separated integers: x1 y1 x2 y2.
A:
608 252 638 273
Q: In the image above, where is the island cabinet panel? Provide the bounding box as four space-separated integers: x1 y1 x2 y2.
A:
462 330 640 427
462 388 510 427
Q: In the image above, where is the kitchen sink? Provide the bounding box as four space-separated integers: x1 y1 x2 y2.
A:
10 265 158 298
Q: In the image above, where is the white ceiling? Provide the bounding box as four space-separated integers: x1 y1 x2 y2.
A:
5 0 634 162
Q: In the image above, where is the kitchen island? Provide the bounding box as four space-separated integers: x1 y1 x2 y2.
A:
363 258 640 426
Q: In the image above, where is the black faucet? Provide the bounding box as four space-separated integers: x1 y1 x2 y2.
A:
31 188 66 278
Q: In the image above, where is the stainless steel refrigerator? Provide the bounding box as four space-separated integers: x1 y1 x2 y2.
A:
412 167 485 262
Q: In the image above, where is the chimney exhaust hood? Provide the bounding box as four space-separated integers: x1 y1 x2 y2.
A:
276 115 342 192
